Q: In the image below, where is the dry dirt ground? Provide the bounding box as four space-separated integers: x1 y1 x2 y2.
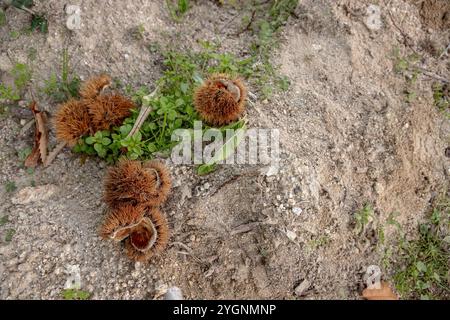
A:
0 0 449 299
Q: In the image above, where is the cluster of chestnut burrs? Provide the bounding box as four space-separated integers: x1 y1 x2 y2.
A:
100 159 172 262
53 73 247 262
54 75 134 147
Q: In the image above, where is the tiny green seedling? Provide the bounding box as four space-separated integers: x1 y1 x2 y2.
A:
353 203 374 234
0 62 32 103
5 229 15 242
0 9 6 26
30 13 48 33
43 48 80 103
166 0 190 21
307 234 330 250
18 146 32 164
0 215 9 226
5 181 17 193
9 30 20 39
391 48 425 103
0 84 20 102
386 211 402 232
432 83 449 119
11 62 32 91
130 23 146 40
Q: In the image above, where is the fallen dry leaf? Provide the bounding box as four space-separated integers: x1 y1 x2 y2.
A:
362 281 398 300
25 101 48 168
24 101 67 168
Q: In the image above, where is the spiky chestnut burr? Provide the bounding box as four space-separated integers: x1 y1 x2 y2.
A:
104 159 171 208
86 94 135 132
79 74 111 99
99 203 144 240
124 206 169 262
53 99 92 146
194 73 247 126
100 204 169 262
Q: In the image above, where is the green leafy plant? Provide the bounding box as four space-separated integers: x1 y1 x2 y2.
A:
76 46 251 165
62 289 91 300
393 197 449 300
84 131 113 158
43 48 80 102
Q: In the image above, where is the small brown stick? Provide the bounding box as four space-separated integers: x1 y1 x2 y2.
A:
230 221 262 236
235 10 256 36
415 67 449 83
13 5 37 15
386 8 418 55
126 86 160 138
44 142 67 167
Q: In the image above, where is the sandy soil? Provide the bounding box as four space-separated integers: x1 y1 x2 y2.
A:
0 0 449 299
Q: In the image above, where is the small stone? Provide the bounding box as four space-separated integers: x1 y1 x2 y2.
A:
374 182 384 195
20 119 27 126
294 279 310 296
292 207 302 216
286 230 297 241
62 244 71 254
